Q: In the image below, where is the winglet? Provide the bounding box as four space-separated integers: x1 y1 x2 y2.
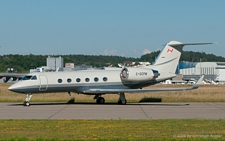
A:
192 75 205 89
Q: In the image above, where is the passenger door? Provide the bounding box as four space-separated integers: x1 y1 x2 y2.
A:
39 75 48 91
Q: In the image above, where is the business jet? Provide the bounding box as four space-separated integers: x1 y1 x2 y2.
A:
8 41 212 106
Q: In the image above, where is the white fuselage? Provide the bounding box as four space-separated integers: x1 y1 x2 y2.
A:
8 68 175 94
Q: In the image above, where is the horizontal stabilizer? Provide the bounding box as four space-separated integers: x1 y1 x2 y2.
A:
168 42 215 47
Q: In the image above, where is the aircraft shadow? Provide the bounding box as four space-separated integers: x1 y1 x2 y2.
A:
139 97 162 102
8 97 189 106
8 101 189 107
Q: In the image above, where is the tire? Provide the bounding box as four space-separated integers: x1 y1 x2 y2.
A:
118 99 127 105
97 97 105 104
99 97 105 104
24 102 30 106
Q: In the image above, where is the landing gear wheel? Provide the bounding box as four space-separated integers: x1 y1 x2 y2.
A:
96 97 105 104
118 99 127 105
23 102 30 106
118 93 127 105
23 94 32 107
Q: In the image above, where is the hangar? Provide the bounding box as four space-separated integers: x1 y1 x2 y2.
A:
178 61 225 82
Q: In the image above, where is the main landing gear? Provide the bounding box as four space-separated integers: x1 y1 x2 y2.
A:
23 94 32 106
118 93 127 105
94 95 105 104
94 93 127 105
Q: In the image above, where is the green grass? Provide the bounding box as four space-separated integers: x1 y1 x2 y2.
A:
1 83 225 103
0 119 224 141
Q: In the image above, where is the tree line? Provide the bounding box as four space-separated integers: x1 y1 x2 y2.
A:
1 51 225 73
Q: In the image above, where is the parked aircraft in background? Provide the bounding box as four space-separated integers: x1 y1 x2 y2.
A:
0 73 25 83
8 41 212 106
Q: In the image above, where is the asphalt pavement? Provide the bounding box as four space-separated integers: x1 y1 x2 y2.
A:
0 102 225 119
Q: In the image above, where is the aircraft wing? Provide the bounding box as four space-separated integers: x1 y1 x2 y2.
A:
83 75 204 94
0 73 25 83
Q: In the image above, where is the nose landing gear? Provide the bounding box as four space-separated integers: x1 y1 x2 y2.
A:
23 94 32 106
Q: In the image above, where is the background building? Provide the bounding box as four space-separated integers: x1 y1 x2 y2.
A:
30 56 64 72
178 61 225 82
47 56 64 71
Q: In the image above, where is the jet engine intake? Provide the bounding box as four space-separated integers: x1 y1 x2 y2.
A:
120 68 160 82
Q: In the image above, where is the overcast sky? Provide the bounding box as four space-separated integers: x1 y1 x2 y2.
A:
0 0 224 58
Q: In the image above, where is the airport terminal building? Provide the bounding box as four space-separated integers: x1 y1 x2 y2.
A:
178 61 225 82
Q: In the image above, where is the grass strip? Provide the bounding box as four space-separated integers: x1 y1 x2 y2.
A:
0 119 224 140
1 83 225 103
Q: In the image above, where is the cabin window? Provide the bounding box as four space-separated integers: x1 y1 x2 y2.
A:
31 75 37 80
58 79 62 83
76 78 81 82
85 78 90 82
67 78 72 83
94 77 99 82
22 75 32 80
103 77 108 82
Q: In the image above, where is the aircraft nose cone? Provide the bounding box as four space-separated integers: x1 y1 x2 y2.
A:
8 84 22 93
8 85 16 92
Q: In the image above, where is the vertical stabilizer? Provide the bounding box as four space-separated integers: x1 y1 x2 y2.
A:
153 41 182 73
153 41 214 74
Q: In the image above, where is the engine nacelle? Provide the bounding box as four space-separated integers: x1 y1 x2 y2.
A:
120 67 160 82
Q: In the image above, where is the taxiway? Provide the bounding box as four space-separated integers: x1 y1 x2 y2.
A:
0 102 224 119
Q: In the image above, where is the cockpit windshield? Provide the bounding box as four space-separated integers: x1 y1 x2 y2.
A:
21 75 37 80
31 75 37 80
